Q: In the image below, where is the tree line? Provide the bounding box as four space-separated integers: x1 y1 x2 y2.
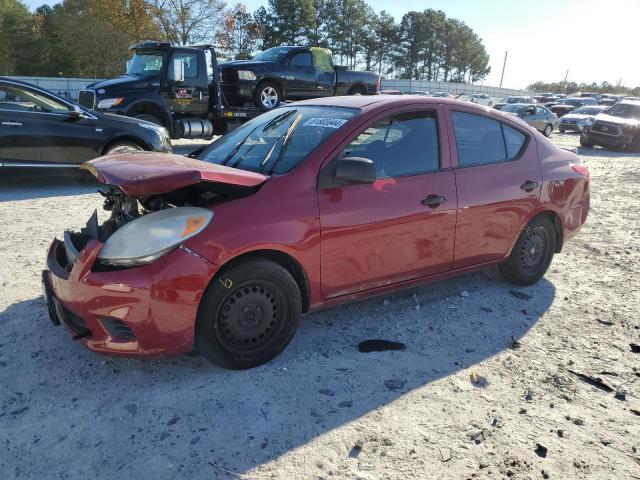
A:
0 0 490 82
527 80 640 97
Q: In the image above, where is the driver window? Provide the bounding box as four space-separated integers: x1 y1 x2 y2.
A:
0 85 67 113
290 52 313 68
169 52 199 79
340 111 440 178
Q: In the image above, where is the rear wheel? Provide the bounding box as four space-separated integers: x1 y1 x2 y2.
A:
104 141 144 155
348 85 367 96
499 216 556 286
580 135 594 148
253 82 281 110
196 258 301 369
542 124 553 137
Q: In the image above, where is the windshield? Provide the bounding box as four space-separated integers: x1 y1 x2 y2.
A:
606 103 640 119
127 51 165 76
572 107 601 115
254 47 289 63
197 106 357 174
501 104 525 114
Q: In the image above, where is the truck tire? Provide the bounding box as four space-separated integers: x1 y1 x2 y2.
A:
135 113 164 127
580 135 594 148
253 82 281 110
195 258 302 369
348 85 367 96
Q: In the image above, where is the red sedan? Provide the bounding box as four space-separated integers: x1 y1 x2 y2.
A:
43 96 590 369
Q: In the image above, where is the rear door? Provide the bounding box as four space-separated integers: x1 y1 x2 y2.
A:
284 51 317 98
0 82 103 165
446 108 542 268
318 106 457 298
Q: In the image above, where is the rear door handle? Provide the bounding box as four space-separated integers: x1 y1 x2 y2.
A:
520 181 539 192
1 121 22 126
421 194 447 207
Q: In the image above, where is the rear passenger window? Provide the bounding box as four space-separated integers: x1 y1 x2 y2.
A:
503 125 526 158
341 111 439 178
452 111 527 166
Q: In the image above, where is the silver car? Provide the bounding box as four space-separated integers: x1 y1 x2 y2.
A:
558 105 608 133
500 103 559 136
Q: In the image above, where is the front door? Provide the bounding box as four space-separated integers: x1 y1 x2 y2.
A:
284 51 317 99
447 109 542 268
318 107 457 298
0 82 102 165
163 49 209 116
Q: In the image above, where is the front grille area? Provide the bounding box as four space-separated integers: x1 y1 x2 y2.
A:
220 69 239 83
100 317 136 340
591 122 621 136
78 90 96 109
562 119 578 124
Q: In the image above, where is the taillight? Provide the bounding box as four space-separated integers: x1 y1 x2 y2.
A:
572 164 589 178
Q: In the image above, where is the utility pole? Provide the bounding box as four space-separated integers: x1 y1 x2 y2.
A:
563 69 569 93
499 51 508 88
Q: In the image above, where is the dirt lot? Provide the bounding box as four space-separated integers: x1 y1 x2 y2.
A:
1 134 639 480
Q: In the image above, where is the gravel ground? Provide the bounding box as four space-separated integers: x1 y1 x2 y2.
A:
1 133 639 480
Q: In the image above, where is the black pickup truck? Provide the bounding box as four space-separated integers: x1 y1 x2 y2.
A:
220 46 380 110
581 100 640 151
78 42 379 139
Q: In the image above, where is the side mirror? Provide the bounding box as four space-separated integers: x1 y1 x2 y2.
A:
334 157 376 184
68 104 85 119
172 59 185 83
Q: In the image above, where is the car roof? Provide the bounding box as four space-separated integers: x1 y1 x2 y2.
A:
293 95 500 112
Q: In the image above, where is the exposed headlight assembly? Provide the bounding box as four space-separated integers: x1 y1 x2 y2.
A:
584 117 595 126
97 97 125 109
97 207 213 267
237 70 257 81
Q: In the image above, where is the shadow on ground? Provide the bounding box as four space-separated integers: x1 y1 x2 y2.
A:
0 269 556 479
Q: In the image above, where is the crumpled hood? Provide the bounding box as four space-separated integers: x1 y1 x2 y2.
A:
562 113 594 121
81 152 268 197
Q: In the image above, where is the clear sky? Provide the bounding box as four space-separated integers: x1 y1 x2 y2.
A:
21 0 640 89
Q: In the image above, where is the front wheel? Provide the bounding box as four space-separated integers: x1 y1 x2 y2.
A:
542 124 553 137
104 141 144 155
499 216 556 286
253 82 281 110
580 135 594 148
196 259 301 369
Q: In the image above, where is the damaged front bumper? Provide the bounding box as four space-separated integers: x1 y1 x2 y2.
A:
43 235 218 358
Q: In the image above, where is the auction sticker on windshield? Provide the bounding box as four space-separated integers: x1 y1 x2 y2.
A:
303 118 348 129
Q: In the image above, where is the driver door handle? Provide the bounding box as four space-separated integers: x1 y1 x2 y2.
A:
520 180 539 192
421 194 447 207
1 121 22 126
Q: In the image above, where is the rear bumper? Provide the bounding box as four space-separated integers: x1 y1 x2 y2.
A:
44 238 217 358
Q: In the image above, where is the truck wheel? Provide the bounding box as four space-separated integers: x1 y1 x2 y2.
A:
104 141 144 155
348 85 367 96
254 82 281 110
195 258 301 370
499 216 556 286
135 114 164 127
580 135 594 148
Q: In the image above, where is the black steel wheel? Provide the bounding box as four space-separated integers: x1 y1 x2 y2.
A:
500 216 556 286
196 258 301 369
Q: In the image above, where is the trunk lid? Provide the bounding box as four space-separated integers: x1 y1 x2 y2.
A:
81 152 269 197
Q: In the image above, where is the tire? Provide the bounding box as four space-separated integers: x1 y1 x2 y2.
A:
253 82 281 110
630 134 640 153
104 141 144 155
580 135 594 148
488 102 493 107
499 216 556 286
135 113 164 127
542 124 553 137
348 86 367 96
195 258 302 370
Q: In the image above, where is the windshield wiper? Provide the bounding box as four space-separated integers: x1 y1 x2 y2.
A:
262 109 297 132
259 114 303 172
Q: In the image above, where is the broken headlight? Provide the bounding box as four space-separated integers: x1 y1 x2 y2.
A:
97 207 213 267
